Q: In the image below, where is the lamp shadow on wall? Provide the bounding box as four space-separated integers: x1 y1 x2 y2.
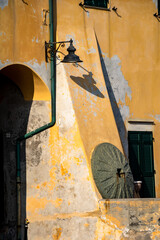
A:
70 71 105 98
96 39 128 157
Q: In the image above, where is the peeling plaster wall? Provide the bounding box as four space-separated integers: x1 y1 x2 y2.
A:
98 199 160 240
100 53 131 157
25 61 51 91
153 0 158 8
0 0 8 10
101 55 132 118
26 62 99 239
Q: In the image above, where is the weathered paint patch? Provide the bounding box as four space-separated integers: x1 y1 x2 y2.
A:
0 0 8 10
52 227 62 240
57 63 76 133
100 53 132 156
97 199 160 240
154 114 160 122
0 31 6 37
65 34 80 49
119 104 130 123
87 47 96 54
25 60 51 91
0 60 12 69
102 54 131 106
32 37 39 43
153 0 157 8
29 217 97 240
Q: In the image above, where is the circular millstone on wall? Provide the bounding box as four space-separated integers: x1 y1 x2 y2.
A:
91 143 134 199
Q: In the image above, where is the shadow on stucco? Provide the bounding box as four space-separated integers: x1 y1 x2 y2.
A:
0 73 32 240
96 38 128 157
70 72 105 98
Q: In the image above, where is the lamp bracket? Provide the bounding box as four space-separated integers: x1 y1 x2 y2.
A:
45 39 72 62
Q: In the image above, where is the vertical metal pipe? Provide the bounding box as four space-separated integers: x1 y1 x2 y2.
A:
17 140 21 240
16 0 55 239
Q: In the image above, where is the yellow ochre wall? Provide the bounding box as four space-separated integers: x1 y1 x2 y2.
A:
57 0 160 196
1 0 160 239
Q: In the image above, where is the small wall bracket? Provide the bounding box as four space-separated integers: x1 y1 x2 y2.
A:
153 13 160 22
43 9 49 25
79 2 89 13
22 0 28 5
112 6 122 18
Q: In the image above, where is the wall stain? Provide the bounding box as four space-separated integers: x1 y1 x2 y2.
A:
0 0 8 10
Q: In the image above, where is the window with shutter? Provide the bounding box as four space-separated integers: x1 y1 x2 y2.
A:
128 131 155 198
84 0 109 9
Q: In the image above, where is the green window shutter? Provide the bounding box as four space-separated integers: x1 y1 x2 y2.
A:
141 132 154 174
84 0 108 8
84 0 95 6
128 131 155 198
140 132 155 198
98 0 108 8
128 132 141 181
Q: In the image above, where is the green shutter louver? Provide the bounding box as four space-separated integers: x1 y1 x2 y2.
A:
84 0 108 8
84 0 94 6
128 131 155 198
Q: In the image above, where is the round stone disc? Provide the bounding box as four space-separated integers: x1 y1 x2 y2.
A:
91 143 134 199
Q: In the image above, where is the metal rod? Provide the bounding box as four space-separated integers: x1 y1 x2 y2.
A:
46 40 71 45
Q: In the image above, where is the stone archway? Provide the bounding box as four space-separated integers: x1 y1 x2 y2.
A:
0 73 32 239
0 64 50 239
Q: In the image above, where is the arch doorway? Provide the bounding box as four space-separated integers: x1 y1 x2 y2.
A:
0 64 50 239
0 73 32 239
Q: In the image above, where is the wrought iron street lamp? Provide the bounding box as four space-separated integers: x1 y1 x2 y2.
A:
45 38 83 63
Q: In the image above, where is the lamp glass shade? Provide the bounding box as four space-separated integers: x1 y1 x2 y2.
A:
61 40 83 63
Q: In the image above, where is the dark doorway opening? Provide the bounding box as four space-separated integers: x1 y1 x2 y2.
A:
0 132 4 225
0 73 32 239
